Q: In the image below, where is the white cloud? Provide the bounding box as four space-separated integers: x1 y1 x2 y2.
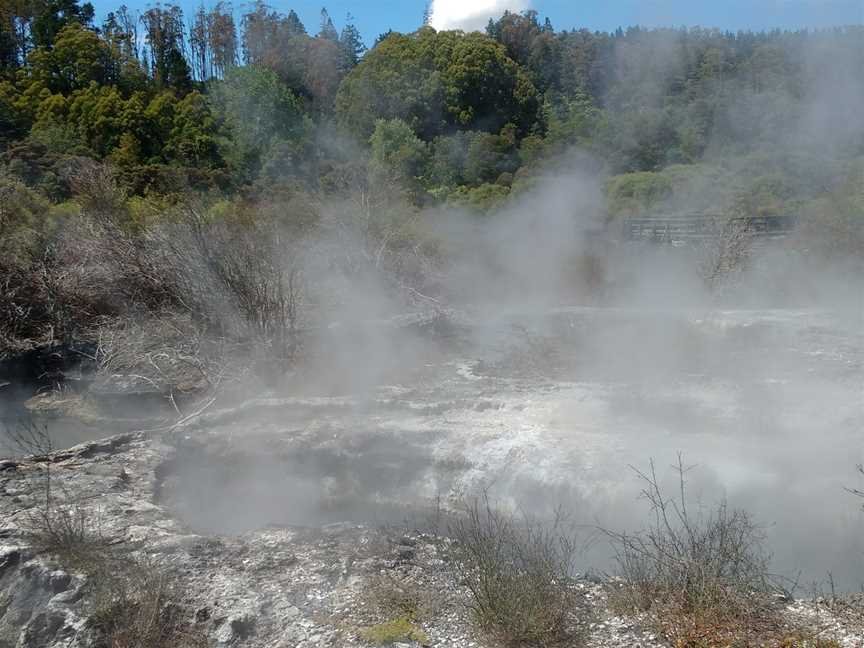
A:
429 0 531 32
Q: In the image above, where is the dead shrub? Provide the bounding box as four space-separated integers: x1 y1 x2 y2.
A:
63 158 128 216
94 315 233 402
88 559 206 648
699 215 755 291
603 455 781 646
83 202 303 369
448 492 583 647
3 418 110 571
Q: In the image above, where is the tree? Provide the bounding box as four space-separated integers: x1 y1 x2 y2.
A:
31 0 94 50
28 22 118 94
434 30 539 135
208 2 238 78
241 1 279 66
188 4 209 80
338 13 365 72
336 29 538 140
463 127 519 185
335 31 443 139
213 65 307 175
369 117 429 187
140 4 191 90
285 10 305 36
318 8 338 42
605 171 673 218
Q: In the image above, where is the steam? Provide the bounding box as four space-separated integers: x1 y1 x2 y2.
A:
3 16 863 595
429 0 531 31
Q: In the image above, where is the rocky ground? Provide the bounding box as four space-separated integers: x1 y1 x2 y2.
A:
1 307 862 647
0 430 668 648
1 429 862 648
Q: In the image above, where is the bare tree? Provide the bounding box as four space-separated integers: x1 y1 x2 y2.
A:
208 2 238 78
699 215 755 291
188 5 209 80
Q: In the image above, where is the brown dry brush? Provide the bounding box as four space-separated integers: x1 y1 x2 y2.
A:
23 193 305 389
603 455 786 645
448 491 584 647
88 558 207 648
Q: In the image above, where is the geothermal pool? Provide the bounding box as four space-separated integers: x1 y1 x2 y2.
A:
154 306 864 591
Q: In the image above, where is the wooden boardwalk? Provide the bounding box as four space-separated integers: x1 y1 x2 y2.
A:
624 213 795 243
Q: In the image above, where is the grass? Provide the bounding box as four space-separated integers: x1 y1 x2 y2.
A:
367 572 432 621
360 616 430 645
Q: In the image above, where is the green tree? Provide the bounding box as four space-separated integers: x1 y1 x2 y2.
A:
335 31 443 139
369 117 429 187
438 31 538 135
336 28 538 140
605 171 673 218
28 22 113 93
338 13 365 72
213 65 306 175
464 126 519 185
31 0 94 50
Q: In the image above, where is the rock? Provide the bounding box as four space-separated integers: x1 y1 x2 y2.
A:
214 611 257 644
47 570 71 593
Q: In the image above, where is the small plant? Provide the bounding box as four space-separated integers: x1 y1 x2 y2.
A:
367 572 431 620
603 455 782 646
778 632 843 648
448 491 582 647
3 418 205 648
88 559 206 648
360 616 429 646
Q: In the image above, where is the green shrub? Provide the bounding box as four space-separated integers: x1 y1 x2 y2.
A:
360 616 429 645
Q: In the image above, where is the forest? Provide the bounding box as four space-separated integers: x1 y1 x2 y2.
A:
1 1 862 364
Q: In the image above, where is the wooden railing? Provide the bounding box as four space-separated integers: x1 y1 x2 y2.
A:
623 213 796 243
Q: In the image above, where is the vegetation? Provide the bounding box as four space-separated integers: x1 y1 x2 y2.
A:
603 456 796 647
359 616 429 645
1 3 861 385
448 492 583 646
1 3 861 206
2 418 206 648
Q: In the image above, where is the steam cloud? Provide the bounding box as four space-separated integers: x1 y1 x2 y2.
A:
429 0 531 31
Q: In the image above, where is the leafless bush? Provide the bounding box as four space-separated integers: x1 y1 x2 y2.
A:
699 215 755 291
173 205 302 343
846 464 864 507
2 416 53 459
448 492 583 647
86 203 304 367
1 419 109 568
63 159 128 215
88 559 206 648
94 315 233 401
603 456 778 639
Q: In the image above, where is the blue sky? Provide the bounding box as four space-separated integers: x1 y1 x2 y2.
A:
87 0 864 46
